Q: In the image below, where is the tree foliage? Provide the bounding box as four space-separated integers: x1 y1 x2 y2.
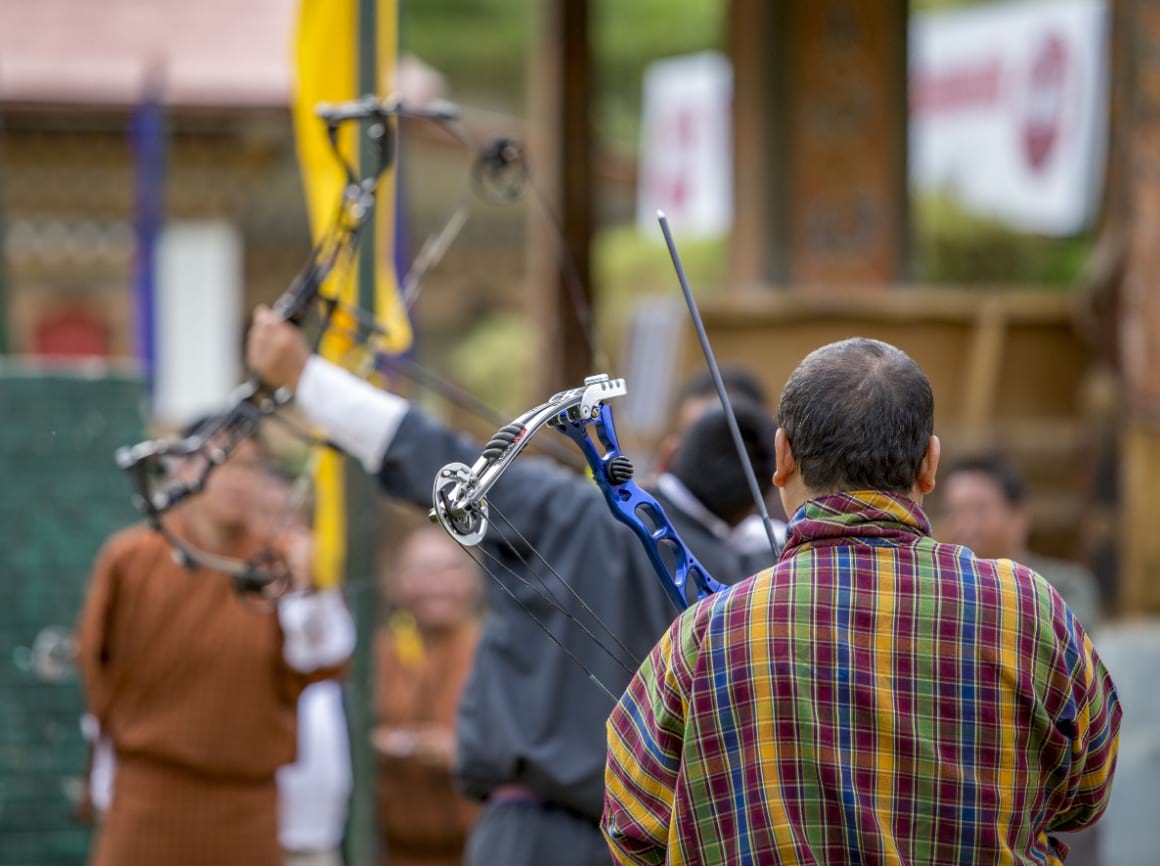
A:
400 0 723 144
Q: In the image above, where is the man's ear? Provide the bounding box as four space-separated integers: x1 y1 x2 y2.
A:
915 434 941 495
773 428 795 489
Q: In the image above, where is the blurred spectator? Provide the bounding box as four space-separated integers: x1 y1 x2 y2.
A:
75 420 355 866
655 366 787 553
654 366 769 474
938 454 1102 627
374 526 483 866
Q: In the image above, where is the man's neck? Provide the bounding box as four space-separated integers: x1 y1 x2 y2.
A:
784 485 926 519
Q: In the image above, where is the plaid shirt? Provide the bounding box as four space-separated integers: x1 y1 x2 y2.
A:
603 491 1121 866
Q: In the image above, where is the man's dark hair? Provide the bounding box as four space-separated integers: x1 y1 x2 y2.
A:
943 454 1026 505
668 399 777 525
677 366 768 409
777 338 934 494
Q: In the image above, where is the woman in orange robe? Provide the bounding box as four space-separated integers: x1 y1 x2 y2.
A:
375 526 483 866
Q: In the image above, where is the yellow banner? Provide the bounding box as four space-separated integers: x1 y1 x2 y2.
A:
292 0 410 588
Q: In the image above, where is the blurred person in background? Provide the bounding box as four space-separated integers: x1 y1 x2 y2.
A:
246 307 780 866
653 366 769 473
374 525 483 866
256 471 354 866
938 454 1102 628
76 420 355 866
654 366 787 553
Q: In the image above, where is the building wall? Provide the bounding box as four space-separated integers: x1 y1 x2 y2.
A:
1 108 311 362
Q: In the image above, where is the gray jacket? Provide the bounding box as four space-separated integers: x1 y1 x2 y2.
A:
376 408 775 821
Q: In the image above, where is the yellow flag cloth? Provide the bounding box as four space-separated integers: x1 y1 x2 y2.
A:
292 0 411 588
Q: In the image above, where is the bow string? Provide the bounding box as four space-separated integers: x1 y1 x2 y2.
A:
428 373 732 699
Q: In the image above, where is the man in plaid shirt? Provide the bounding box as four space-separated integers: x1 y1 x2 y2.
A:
602 338 1121 866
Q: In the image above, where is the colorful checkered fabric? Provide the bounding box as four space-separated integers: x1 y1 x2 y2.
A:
603 491 1121 866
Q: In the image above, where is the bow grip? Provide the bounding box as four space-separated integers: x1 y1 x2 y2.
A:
554 403 725 610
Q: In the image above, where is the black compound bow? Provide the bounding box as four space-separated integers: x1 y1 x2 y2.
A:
115 95 545 600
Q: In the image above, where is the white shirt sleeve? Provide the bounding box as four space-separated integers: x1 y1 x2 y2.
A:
278 590 357 674
730 513 787 554
80 713 101 741
295 354 410 473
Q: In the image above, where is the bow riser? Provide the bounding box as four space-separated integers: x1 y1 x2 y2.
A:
553 403 725 609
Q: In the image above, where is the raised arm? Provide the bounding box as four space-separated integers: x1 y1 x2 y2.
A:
246 306 592 546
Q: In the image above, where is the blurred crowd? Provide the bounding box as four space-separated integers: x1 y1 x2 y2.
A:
73 323 1112 866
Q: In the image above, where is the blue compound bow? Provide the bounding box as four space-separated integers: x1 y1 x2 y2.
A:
432 213 782 621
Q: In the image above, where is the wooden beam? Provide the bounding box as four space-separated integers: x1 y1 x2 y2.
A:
527 0 595 393
1122 424 1160 614
961 300 1007 429
727 0 908 287
1116 0 1160 615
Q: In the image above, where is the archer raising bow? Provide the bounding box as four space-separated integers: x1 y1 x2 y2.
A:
246 305 781 866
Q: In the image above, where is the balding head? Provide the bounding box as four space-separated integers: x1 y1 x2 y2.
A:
776 338 936 498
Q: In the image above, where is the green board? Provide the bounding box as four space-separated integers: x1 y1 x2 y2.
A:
0 368 145 865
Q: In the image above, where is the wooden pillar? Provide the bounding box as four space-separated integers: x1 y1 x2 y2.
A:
528 0 595 393
0 115 8 355
344 1 384 864
1117 0 1160 615
728 0 908 288
728 0 783 288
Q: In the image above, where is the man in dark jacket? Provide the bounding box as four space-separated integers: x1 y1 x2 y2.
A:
246 306 779 866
